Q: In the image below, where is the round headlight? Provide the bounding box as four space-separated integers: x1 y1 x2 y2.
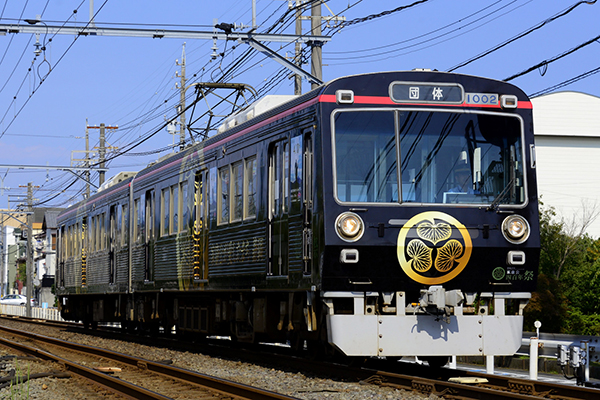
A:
335 212 364 242
502 215 530 244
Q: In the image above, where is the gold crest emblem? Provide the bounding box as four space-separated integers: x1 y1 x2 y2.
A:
397 212 472 284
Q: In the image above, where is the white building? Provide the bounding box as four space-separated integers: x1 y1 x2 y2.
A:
532 91 600 239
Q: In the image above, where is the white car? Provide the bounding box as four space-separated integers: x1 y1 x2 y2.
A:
0 294 35 306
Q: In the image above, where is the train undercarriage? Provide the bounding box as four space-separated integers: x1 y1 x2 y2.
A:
59 285 530 362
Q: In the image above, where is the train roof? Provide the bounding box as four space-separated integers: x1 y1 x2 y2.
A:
58 70 531 222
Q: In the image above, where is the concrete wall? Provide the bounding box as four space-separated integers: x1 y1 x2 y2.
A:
532 92 600 239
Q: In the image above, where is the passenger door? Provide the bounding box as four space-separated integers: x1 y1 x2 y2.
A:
268 140 289 276
193 171 208 282
145 190 155 282
109 205 117 284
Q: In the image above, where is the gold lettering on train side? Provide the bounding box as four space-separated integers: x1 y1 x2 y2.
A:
177 150 205 290
193 178 203 281
397 211 472 285
81 221 87 286
208 237 266 266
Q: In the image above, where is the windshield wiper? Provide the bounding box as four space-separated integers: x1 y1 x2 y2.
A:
486 177 515 212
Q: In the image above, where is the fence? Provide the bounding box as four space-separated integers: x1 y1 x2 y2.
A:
0 304 64 321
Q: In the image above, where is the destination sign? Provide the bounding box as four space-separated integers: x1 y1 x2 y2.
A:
390 82 464 104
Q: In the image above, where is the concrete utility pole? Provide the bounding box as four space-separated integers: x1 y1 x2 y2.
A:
311 1 323 90
85 123 118 189
85 123 90 198
25 182 33 318
292 1 343 93
177 43 187 151
0 213 4 298
99 123 106 187
294 0 303 95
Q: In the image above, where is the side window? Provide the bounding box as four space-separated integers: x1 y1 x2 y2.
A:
172 184 179 233
121 203 128 246
145 191 154 241
116 204 122 248
209 168 217 227
290 135 303 213
245 156 257 219
162 187 170 236
181 181 189 232
90 217 95 252
101 213 106 250
218 166 230 224
283 141 289 213
232 161 243 222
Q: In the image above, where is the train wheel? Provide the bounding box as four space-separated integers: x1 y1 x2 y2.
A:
423 356 449 368
288 332 305 354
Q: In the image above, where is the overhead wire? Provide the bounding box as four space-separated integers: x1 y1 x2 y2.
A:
504 33 600 82
0 0 30 69
448 0 597 72
324 0 519 61
0 0 95 140
325 0 502 55
529 66 600 97
323 0 533 65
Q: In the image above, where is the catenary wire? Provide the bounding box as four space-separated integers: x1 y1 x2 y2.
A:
504 33 600 82
448 0 597 72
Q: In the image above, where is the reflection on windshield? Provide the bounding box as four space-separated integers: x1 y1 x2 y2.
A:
333 110 525 205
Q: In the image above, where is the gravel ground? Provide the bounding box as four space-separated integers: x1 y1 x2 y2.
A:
0 320 439 399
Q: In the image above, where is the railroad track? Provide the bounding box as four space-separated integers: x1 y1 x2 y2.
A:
2 315 599 399
0 323 297 400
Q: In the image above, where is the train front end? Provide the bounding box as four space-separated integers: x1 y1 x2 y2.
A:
317 71 539 360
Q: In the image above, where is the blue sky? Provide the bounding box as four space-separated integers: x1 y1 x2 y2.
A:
0 0 599 210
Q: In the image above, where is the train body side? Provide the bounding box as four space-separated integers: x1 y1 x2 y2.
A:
56 70 539 359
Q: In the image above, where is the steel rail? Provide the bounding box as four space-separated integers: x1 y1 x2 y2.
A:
4 315 599 399
0 335 172 400
0 324 298 400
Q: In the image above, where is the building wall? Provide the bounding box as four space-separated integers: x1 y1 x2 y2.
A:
532 92 600 239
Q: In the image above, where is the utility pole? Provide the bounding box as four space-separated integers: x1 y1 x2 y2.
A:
25 182 33 318
0 212 4 298
84 123 118 189
294 0 302 95
99 123 106 187
311 0 323 90
177 43 187 151
85 122 90 198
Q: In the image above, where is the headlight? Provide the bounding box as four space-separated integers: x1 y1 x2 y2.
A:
502 215 530 244
335 212 364 242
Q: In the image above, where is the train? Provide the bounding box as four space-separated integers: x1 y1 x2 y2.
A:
56 70 540 366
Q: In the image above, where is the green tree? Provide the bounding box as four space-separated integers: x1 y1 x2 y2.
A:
525 204 599 333
524 273 568 332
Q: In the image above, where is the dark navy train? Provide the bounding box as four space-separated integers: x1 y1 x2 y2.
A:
56 70 539 365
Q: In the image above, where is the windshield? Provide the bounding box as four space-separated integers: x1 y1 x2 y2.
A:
333 110 525 205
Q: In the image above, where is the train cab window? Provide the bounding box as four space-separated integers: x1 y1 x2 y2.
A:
333 111 397 203
232 161 243 222
398 111 525 205
244 157 257 219
162 187 170 236
218 166 230 225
